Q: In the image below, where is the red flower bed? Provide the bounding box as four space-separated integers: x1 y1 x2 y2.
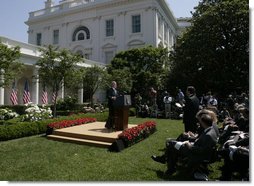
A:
118 121 156 147
46 117 96 135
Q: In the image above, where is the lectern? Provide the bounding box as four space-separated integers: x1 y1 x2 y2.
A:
113 95 131 131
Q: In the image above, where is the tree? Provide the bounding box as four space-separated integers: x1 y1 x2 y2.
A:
167 0 249 96
108 46 170 100
64 68 84 97
107 68 133 94
0 42 23 87
82 66 108 106
36 45 82 117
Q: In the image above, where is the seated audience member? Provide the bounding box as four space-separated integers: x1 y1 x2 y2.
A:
151 113 218 177
218 133 249 181
219 106 231 121
235 107 249 132
177 109 219 142
140 103 149 118
220 146 249 181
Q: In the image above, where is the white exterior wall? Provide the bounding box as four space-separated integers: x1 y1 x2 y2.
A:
26 0 179 64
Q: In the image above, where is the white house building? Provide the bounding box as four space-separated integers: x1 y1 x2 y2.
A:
26 0 180 64
1 0 191 106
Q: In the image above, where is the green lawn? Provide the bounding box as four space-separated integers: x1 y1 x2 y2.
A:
0 117 222 181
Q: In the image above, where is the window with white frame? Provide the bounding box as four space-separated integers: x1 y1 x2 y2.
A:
106 19 114 37
36 33 42 46
53 29 59 44
132 15 141 33
77 32 85 40
72 26 90 41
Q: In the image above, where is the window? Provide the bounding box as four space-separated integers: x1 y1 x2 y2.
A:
77 32 85 40
106 19 114 37
36 33 42 46
105 51 114 64
132 15 141 33
72 26 90 41
53 29 59 44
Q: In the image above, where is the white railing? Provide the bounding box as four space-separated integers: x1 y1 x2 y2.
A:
28 0 109 19
31 9 45 17
50 5 62 13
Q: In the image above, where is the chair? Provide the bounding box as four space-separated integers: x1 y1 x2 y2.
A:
193 146 219 181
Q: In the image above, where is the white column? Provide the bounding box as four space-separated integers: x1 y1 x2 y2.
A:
0 87 4 105
78 86 84 104
117 11 126 51
60 80 65 99
0 71 4 105
32 68 39 104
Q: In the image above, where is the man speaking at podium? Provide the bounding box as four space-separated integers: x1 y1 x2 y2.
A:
105 81 119 129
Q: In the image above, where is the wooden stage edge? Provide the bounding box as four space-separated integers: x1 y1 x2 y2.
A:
47 122 137 148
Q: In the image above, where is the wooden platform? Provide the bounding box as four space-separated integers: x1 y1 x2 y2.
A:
47 122 137 148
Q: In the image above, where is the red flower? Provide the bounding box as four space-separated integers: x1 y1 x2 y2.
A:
47 117 96 130
118 121 156 147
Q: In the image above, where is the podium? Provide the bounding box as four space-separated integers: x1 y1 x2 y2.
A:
113 95 131 131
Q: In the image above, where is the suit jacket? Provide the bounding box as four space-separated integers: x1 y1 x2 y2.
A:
188 126 218 164
183 94 200 124
107 87 118 108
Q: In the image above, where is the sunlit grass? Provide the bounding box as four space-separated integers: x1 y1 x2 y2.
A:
0 117 222 181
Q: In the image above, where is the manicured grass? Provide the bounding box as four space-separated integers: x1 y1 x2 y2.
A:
0 117 223 181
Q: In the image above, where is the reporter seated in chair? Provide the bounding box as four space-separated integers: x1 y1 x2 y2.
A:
151 113 218 177
177 109 219 142
151 109 219 164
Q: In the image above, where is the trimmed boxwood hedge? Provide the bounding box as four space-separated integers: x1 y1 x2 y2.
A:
0 112 108 141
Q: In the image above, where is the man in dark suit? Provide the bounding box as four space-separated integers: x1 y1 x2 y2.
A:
183 86 200 133
105 81 119 129
151 113 218 176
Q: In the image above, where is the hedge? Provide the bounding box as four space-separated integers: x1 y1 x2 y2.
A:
0 105 27 115
0 112 108 141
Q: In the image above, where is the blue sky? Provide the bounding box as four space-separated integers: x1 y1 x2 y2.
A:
0 0 200 43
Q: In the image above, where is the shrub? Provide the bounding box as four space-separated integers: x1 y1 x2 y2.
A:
21 103 53 122
0 105 27 115
0 112 107 141
129 107 136 116
0 108 19 120
0 121 47 141
56 96 78 110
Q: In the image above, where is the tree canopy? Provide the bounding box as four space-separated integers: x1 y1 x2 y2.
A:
36 45 82 116
0 41 23 87
108 46 170 99
167 0 249 96
82 66 108 105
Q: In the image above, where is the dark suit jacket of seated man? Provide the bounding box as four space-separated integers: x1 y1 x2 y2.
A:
165 114 218 175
